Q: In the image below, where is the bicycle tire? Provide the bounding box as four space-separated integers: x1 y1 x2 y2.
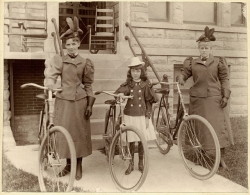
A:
104 110 114 160
178 115 220 180
38 126 76 192
109 125 149 192
152 104 172 154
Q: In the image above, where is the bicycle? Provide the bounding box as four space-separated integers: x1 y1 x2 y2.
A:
21 83 76 192
95 90 149 192
151 75 220 180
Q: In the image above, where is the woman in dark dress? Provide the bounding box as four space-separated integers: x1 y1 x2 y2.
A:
47 17 95 180
177 26 234 170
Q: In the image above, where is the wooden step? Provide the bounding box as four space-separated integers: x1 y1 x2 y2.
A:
93 79 125 91
96 24 113 28
97 16 113 20
97 8 113 13
93 32 114 36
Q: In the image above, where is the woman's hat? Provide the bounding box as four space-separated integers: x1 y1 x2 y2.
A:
127 57 145 67
196 26 216 42
60 16 83 39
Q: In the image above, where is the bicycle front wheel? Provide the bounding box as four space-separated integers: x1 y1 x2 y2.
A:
38 126 76 192
152 104 172 154
109 125 149 192
178 115 220 180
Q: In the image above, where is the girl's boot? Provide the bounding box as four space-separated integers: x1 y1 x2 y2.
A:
220 148 229 170
58 158 71 177
138 141 144 173
125 142 135 175
76 157 83 180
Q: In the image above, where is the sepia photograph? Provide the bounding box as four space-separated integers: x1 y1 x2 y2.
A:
2 1 248 193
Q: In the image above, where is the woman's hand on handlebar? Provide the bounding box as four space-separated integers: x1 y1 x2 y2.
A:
177 74 185 86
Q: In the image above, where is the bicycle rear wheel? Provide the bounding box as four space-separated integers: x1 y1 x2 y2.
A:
104 110 114 160
109 125 149 192
38 126 76 192
152 104 172 154
178 115 220 180
38 105 46 145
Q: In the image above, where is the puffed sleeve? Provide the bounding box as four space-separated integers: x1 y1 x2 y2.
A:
181 57 193 81
83 58 94 97
218 57 230 98
144 82 158 118
114 82 130 95
47 54 63 87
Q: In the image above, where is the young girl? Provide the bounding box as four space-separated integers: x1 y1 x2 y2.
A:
114 57 158 175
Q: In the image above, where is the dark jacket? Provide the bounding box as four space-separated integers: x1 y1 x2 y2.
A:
47 54 94 100
181 55 229 98
114 80 158 118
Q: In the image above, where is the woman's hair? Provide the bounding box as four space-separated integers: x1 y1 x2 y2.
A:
126 65 148 83
198 41 212 48
64 36 80 43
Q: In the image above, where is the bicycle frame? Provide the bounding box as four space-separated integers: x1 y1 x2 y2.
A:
157 82 189 139
97 90 134 159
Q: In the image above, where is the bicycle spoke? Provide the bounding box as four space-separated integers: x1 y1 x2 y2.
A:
39 127 76 192
178 115 220 180
152 105 172 154
109 127 148 192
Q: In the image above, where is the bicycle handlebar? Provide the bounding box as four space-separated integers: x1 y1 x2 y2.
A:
21 83 62 92
160 82 179 85
94 90 133 99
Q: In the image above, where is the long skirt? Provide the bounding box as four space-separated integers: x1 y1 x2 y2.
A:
123 115 156 142
54 97 92 158
189 95 234 149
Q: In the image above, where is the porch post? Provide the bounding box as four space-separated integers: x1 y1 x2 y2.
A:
44 2 59 53
117 1 133 55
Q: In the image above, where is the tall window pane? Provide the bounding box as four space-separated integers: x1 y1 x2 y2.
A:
183 2 216 24
149 2 168 21
231 2 245 26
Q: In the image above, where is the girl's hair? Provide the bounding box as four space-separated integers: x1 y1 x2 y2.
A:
126 65 148 83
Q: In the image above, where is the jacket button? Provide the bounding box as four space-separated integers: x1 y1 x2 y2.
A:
139 90 141 93
139 104 141 107
131 90 133 92
131 104 133 107
139 97 141 100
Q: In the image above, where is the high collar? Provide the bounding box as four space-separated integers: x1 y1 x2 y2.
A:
67 52 79 59
129 80 147 88
196 54 214 66
63 54 83 65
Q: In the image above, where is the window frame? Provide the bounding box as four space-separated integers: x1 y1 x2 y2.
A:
231 2 246 27
148 2 169 22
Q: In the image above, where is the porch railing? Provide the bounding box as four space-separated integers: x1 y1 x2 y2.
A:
125 22 161 82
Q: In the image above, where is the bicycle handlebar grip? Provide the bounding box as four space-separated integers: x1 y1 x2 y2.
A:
20 84 28 88
94 91 102 95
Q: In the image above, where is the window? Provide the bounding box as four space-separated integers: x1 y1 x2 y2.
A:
183 2 217 24
231 2 246 26
148 2 169 21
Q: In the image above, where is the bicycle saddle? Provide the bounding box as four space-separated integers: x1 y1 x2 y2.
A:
154 88 170 95
105 99 116 105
